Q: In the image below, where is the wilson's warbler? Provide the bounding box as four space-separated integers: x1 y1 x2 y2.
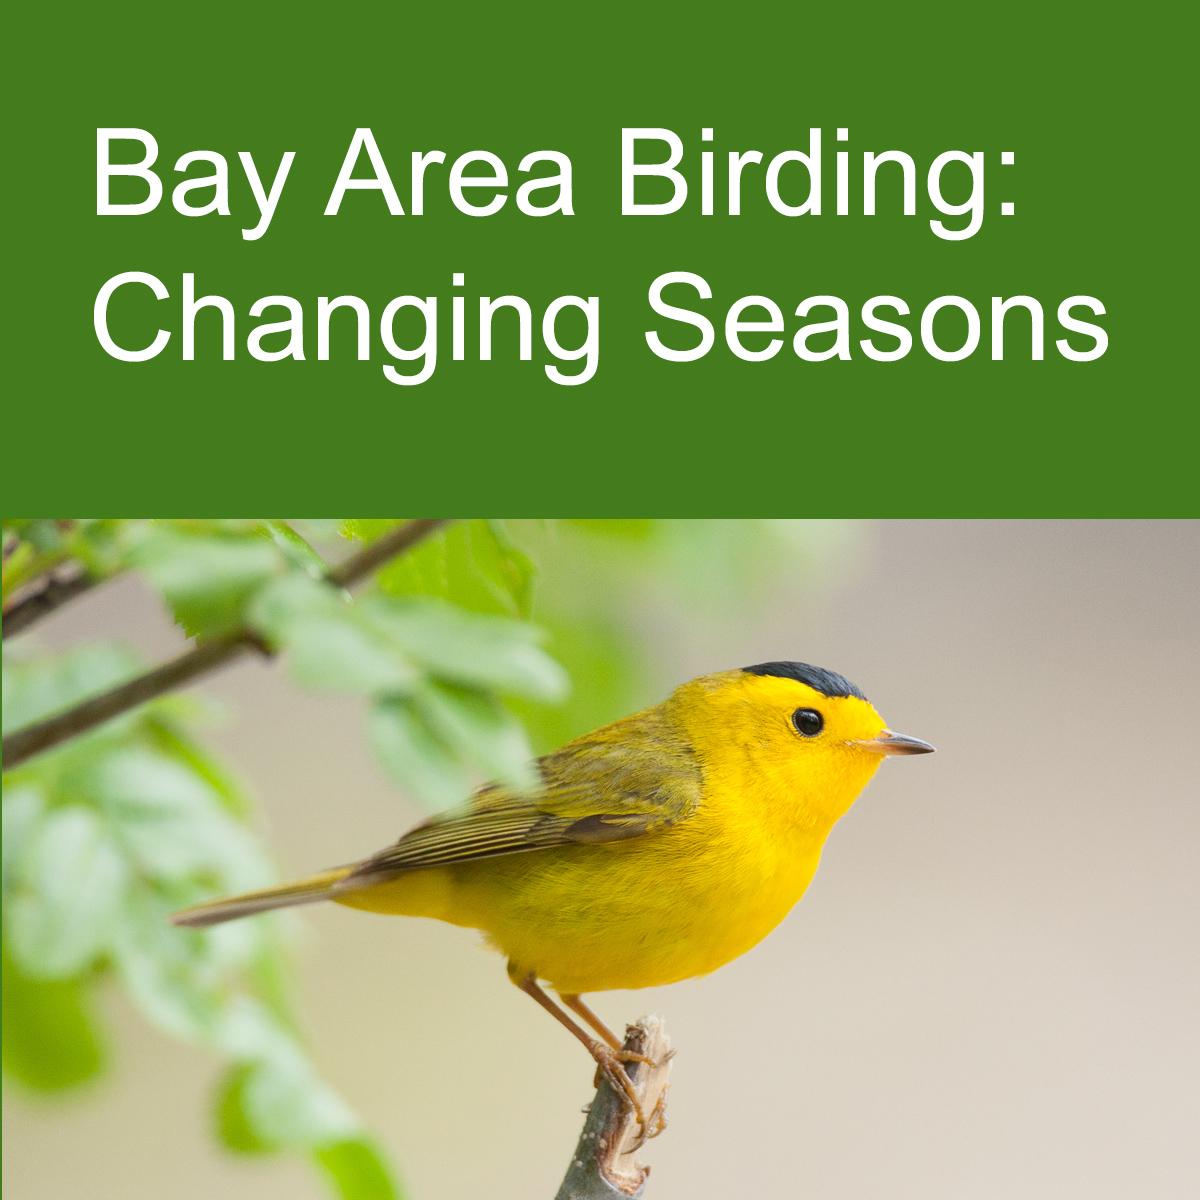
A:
174 661 933 1125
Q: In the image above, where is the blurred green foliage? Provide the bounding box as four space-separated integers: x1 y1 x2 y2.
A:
2 517 836 1198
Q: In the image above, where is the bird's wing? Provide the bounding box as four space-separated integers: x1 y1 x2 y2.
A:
339 709 700 885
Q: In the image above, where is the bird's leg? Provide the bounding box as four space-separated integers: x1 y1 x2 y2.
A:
558 992 622 1050
508 963 648 1132
558 992 656 1068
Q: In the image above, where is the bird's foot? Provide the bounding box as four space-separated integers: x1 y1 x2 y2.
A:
646 1089 669 1140
587 1041 669 1146
589 1045 656 1087
589 1041 648 1129
615 1048 658 1068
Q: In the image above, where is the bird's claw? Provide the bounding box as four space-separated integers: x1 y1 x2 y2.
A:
587 1040 669 1147
589 1042 648 1130
614 1048 657 1068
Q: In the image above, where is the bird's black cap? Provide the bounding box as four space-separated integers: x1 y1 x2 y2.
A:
742 661 866 700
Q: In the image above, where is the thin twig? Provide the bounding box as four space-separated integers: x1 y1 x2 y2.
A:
2 519 450 771
3 562 100 638
556 1017 673 1200
327 519 446 589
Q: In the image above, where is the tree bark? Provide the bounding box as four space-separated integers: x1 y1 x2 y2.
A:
2 562 99 638
556 1017 672 1200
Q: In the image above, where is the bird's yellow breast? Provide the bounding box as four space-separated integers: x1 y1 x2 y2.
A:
340 743 879 990
342 800 825 992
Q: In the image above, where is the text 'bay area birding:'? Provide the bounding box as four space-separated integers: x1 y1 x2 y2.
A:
92 127 1109 386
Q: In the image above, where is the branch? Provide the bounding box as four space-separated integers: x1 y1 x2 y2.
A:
1 518 450 771
556 1017 673 1200
3 562 100 638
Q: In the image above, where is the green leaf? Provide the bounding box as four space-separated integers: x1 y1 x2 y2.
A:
417 682 538 793
370 696 472 809
508 614 647 755
111 886 227 1040
142 715 254 818
339 519 395 544
214 1063 275 1154
136 527 284 638
15 519 70 554
242 1056 359 1148
1 538 36 599
2 783 45 890
0 521 73 597
476 520 536 617
217 1049 402 1200
356 519 534 617
7 806 127 979
291 518 346 542
80 746 269 892
362 596 567 702
60 518 141 579
567 518 659 541
214 1000 359 1149
3 605 404 1198
370 684 538 805
260 520 328 577
1 946 106 1092
249 570 341 638
2 641 139 735
250 574 421 695
288 617 421 694
315 1138 403 1200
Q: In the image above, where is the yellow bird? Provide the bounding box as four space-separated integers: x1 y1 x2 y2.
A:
173 662 933 1123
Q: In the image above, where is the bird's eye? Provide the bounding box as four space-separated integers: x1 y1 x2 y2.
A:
791 708 824 737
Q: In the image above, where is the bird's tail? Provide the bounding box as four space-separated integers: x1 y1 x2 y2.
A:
170 866 353 928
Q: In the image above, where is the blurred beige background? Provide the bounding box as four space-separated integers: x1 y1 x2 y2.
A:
5 520 1199 1199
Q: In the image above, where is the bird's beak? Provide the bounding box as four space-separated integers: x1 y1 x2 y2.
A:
855 730 936 756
